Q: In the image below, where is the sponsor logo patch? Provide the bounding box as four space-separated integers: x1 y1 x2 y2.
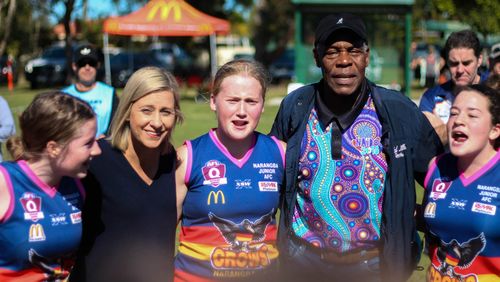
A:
70 212 82 224
29 224 46 242
424 202 437 218
449 198 467 210
235 179 252 190
202 160 228 187
50 213 68 226
207 190 226 205
19 192 44 222
471 202 496 216
429 179 452 200
258 181 278 192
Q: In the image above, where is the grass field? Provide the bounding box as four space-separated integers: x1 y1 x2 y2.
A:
0 81 429 281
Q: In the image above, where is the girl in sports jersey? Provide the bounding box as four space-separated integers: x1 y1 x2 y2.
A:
70 67 183 282
423 84 500 282
0 91 101 281
175 60 286 281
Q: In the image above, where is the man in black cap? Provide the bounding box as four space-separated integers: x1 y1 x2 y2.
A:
270 13 443 281
63 44 118 138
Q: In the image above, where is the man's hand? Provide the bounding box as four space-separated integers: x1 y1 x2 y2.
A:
423 111 448 145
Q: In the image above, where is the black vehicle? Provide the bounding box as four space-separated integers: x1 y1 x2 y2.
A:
148 43 198 81
24 45 71 89
269 48 295 84
109 51 165 88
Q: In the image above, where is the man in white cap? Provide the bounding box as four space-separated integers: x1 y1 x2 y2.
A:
63 44 118 137
489 43 500 76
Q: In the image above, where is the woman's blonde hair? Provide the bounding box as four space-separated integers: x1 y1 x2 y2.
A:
212 59 271 101
6 91 95 161
109 66 183 152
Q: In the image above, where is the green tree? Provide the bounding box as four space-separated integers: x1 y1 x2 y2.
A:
432 0 500 37
251 0 294 66
0 0 17 58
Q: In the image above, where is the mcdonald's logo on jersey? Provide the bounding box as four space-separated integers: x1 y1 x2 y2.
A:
29 223 46 242
202 160 228 187
424 202 437 218
207 190 226 205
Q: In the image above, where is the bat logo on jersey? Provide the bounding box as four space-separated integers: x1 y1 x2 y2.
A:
28 248 70 280
20 192 44 222
430 179 452 200
202 160 228 187
208 209 275 270
429 233 485 282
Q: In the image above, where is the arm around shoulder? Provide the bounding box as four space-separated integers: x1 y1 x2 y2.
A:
413 111 444 185
0 167 11 221
418 89 434 112
175 144 189 223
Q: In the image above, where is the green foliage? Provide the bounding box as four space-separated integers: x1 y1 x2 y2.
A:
432 0 500 36
251 0 294 66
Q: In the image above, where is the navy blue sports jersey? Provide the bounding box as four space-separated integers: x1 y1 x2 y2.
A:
424 151 500 281
0 160 84 281
175 130 284 281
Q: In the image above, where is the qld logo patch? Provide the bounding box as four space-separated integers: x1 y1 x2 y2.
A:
202 160 228 187
19 192 44 222
429 179 452 200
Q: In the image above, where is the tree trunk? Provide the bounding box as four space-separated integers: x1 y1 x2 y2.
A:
0 0 17 58
64 0 75 84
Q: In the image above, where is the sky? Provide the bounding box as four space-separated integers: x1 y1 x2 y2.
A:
52 0 238 22
52 0 139 23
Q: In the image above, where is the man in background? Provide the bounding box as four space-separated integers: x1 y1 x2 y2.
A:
489 42 500 76
0 96 15 162
63 44 118 137
419 30 488 144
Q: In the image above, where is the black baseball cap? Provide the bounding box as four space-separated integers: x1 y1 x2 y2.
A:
74 44 99 65
314 13 368 47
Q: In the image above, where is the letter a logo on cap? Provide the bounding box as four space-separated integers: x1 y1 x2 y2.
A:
337 18 343 24
80 48 91 55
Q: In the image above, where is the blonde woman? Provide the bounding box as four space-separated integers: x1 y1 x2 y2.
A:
71 67 183 282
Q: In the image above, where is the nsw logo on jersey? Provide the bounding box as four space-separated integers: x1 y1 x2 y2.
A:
429 179 452 200
50 213 68 226
19 192 44 222
449 198 467 210
202 160 228 187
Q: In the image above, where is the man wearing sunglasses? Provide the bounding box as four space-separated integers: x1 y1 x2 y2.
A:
63 44 118 138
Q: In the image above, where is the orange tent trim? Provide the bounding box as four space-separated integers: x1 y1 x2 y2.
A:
103 0 230 36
